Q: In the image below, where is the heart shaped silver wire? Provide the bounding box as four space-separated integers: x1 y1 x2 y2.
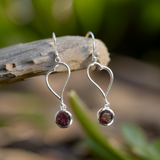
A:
86 31 114 106
87 62 114 105
45 62 71 109
45 32 71 110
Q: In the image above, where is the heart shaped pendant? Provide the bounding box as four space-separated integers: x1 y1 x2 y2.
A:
87 61 115 126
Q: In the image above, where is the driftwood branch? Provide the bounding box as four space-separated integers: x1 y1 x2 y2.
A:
0 36 110 86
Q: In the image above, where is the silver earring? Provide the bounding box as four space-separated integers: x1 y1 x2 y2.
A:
85 31 114 126
45 32 73 128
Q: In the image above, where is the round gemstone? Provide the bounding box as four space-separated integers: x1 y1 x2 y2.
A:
55 110 72 128
99 109 114 125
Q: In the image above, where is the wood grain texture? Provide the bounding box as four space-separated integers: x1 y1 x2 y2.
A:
0 36 110 86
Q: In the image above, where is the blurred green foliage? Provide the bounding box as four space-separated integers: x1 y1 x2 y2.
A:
69 90 160 160
122 123 160 160
0 0 160 66
70 90 126 160
0 91 51 130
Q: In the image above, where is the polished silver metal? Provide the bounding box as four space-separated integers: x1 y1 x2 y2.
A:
45 62 70 109
52 32 58 56
87 62 113 105
85 31 99 62
85 31 114 126
45 32 72 128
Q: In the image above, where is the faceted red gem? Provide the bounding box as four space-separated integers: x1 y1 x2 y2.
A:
99 110 113 125
56 111 71 128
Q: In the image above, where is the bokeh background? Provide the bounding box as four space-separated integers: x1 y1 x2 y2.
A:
0 0 160 160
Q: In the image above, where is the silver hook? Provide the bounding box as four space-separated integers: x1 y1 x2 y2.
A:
52 33 57 50
52 32 61 63
85 31 99 62
46 32 71 110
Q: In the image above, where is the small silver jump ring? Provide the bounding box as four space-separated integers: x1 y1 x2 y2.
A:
92 56 97 62
55 57 61 63
60 103 67 110
104 101 110 108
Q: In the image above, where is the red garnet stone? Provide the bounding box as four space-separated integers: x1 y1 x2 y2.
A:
99 110 114 125
55 110 72 128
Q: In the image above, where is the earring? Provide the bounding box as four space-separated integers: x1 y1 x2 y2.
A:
85 31 114 126
45 32 73 128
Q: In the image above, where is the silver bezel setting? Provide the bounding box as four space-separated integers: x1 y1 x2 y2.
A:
55 110 73 128
97 107 115 126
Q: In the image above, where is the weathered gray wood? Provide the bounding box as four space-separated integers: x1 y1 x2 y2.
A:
0 36 110 86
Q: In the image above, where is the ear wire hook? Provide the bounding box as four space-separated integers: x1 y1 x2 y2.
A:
52 32 61 63
85 31 99 62
52 32 57 52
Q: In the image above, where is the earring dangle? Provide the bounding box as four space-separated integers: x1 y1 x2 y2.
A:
45 32 73 128
85 31 115 126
